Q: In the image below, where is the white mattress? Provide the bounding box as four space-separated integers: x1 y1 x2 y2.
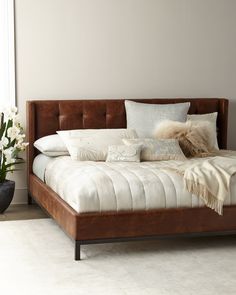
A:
33 155 236 214
33 154 55 182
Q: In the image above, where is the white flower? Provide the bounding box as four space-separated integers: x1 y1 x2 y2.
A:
15 133 28 150
22 142 28 148
16 141 28 151
16 133 25 143
12 113 20 125
7 126 20 141
0 105 6 114
9 165 15 172
0 105 27 181
10 106 17 113
5 157 15 165
2 106 18 121
0 137 9 149
3 147 14 164
3 147 13 155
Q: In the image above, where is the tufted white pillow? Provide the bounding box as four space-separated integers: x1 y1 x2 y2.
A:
57 129 138 161
125 100 190 138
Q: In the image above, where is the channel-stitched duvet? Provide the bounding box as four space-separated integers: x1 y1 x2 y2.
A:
44 156 236 213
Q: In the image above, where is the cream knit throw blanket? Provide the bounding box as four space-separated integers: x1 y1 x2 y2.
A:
165 150 236 215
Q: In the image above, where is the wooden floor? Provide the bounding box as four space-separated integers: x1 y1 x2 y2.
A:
0 204 48 221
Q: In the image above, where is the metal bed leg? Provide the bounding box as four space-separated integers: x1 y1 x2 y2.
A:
28 192 32 205
75 241 81 261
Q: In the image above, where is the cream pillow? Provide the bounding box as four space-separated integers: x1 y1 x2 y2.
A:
34 134 69 156
187 112 219 149
106 144 142 162
154 120 216 158
125 100 190 137
123 138 186 161
57 129 138 161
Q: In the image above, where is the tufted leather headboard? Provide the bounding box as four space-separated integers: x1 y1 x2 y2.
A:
27 98 228 175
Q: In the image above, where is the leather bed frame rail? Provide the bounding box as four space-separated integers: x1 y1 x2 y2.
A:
27 98 231 259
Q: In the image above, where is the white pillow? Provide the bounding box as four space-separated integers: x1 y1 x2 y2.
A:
106 144 142 162
123 138 186 161
187 112 219 149
34 134 69 156
125 100 190 137
57 129 138 161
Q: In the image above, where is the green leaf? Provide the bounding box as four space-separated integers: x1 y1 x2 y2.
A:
6 119 13 129
6 139 16 149
5 161 24 169
5 169 21 173
4 119 13 143
0 122 6 138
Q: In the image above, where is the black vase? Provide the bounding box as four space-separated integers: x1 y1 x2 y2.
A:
0 180 15 214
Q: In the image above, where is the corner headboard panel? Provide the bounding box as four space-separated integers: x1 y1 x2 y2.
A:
27 98 228 175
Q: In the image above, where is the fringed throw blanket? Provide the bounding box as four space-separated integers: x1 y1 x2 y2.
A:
165 151 236 215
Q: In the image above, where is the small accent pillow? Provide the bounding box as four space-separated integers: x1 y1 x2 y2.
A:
123 138 186 161
154 120 216 158
34 134 69 156
106 144 142 162
187 112 219 149
125 100 190 137
57 129 138 161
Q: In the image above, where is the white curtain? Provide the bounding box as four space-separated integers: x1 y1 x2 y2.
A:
0 0 15 106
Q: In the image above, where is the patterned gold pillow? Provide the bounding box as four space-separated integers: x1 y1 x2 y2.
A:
106 144 142 162
123 138 186 161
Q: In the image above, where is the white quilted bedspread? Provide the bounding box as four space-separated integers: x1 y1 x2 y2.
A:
44 156 236 213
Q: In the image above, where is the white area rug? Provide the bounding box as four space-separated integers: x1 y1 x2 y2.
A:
1 219 236 295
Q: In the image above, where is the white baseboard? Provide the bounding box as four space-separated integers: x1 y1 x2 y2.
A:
12 188 28 204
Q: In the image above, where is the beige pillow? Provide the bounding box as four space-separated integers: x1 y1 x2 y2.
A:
187 112 218 149
123 138 186 161
106 144 142 162
57 129 138 161
154 120 216 158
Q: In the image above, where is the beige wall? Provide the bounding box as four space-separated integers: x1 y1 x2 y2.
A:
14 0 236 203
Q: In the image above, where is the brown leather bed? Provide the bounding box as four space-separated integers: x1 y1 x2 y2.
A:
27 98 236 260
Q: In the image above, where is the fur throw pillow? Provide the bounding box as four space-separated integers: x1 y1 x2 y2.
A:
153 120 216 157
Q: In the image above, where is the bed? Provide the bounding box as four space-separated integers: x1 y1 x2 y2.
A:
27 98 236 261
